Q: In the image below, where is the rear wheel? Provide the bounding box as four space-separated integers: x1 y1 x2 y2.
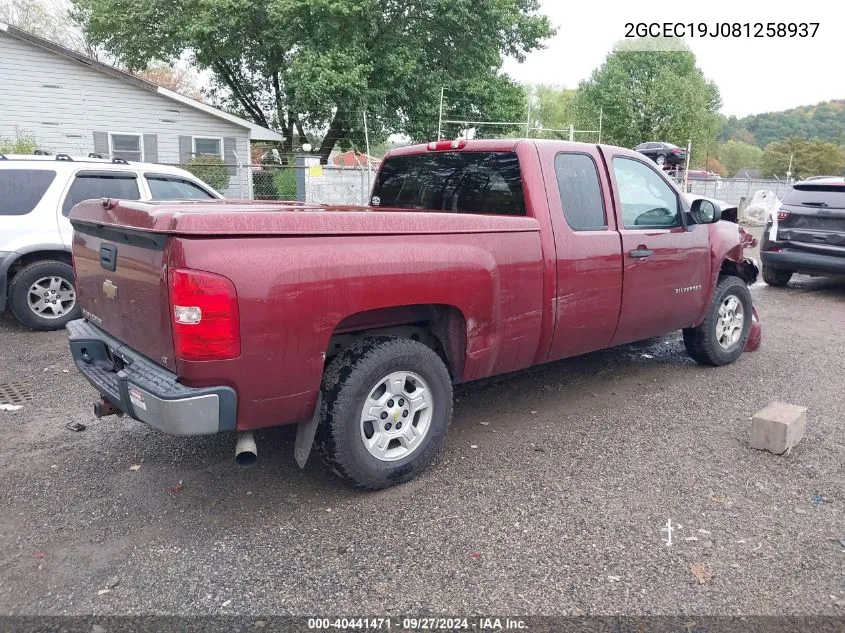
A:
655 154 666 166
8 260 80 331
315 336 453 489
762 264 792 287
683 275 752 366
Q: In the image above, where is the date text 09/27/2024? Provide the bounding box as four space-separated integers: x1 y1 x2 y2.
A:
625 22 819 38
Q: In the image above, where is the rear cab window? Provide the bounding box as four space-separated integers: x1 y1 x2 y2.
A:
371 151 525 216
554 153 607 230
62 171 141 216
0 169 57 215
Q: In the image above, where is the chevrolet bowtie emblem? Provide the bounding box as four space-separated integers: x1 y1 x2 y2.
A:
102 279 118 300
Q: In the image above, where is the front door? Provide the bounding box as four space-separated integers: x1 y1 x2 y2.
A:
609 155 711 346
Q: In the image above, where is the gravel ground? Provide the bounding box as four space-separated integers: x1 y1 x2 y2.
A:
0 273 843 617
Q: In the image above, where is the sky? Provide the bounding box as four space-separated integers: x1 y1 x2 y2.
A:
501 0 843 118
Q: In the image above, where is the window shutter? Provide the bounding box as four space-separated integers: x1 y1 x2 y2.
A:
178 136 192 165
93 131 109 154
223 137 237 175
143 134 158 164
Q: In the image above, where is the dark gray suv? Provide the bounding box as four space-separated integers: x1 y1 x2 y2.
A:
760 178 845 286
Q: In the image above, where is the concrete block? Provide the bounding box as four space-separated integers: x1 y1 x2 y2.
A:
750 402 807 455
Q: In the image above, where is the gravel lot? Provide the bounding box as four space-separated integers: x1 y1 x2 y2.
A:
1 272 844 617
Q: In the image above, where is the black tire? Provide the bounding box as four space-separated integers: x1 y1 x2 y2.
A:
655 154 666 165
683 275 753 367
8 260 80 331
762 264 792 287
315 336 453 489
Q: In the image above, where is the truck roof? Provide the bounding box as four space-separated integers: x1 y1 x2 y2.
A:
387 138 641 160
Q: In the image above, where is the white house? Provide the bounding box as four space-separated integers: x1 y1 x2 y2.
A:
0 21 284 198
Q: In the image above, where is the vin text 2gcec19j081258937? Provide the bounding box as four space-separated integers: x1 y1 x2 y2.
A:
64 139 762 489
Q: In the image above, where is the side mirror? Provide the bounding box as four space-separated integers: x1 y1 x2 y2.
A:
690 198 720 224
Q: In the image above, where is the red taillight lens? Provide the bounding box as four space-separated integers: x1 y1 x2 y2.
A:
427 139 467 151
672 148 683 154
168 268 240 361
777 210 791 220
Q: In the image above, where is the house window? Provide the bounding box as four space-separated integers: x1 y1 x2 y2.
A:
108 133 143 162
192 137 223 159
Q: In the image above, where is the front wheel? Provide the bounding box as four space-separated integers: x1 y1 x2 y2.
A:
315 336 453 489
683 275 753 366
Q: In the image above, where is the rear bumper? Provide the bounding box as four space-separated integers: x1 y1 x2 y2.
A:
66 319 236 435
761 248 845 275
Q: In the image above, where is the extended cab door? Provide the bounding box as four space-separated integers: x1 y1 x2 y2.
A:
536 143 624 361
606 152 710 345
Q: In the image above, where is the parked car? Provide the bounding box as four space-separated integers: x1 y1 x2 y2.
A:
0 153 222 330
65 139 761 489
760 177 845 286
634 142 687 167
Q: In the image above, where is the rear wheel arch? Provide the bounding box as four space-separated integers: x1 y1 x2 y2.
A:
6 249 72 288
325 304 468 382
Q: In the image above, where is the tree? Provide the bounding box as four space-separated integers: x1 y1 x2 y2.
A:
185 155 230 191
761 137 845 179
1 0 103 59
135 63 204 101
73 0 554 163
716 140 763 176
529 84 577 139
572 37 721 161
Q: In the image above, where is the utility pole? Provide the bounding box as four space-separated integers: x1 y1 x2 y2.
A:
525 91 531 138
786 152 793 184
363 110 372 203
568 124 574 142
598 107 603 143
437 87 445 141
682 139 692 192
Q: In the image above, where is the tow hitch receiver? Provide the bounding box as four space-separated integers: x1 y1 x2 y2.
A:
93 397 123 418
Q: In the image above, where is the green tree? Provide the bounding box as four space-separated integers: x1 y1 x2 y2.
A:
761 137 845 179
716 140 763 176
529 84 577 138
73 0 554 163
571 37 721 161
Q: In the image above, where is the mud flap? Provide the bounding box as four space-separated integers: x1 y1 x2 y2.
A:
294 393 322 469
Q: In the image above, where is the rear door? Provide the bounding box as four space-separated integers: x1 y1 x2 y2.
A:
537 144 624 360
777 182 845 256
57 170 142 247
607 153 711 345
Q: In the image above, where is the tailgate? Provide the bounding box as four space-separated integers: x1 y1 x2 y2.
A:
778 184 845 254
71 223 176 372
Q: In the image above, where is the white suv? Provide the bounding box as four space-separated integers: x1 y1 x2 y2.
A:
0 153 222 330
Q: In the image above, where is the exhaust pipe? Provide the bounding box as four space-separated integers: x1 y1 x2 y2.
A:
235 431 257 468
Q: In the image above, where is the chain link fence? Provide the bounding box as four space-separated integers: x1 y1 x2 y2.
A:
176 163 378 206
669 174 794 207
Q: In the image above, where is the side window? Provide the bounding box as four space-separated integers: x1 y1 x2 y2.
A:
554 153 606 230
62 172 141 216
147 176 215 200
612 157 680 228
0 169 57 215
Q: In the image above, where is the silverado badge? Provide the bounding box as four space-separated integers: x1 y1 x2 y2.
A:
102 279 118 300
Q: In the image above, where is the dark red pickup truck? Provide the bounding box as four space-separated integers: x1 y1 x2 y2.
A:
66 139 761 489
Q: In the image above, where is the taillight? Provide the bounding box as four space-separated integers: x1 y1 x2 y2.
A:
427 139 467 150
672 148 684 154
168 268 240 361
777 210 791 220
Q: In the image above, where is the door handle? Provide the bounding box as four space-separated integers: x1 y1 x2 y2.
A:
629 248 653 259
